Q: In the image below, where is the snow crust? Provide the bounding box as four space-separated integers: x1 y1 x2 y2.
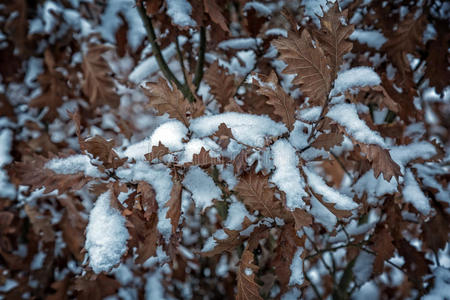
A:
0 129 15 199
85 191 129 273
166 0 196 27
271 139 307 209
190 112 287 147
350 30 387 50
182 166 221 211
289 247 304 286
304 167 358 210
331 67 381 96
124 121 188 160
327 103 386 147
403 168 430 214
243 2 271 16
45 154 104 177
218 38 262 50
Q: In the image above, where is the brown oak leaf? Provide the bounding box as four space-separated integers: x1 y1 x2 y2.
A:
234 171 285 219
203 0 229 33
82 44 120 108
371 226 395 275
236 249 263 300
361 144 401 181
204 61 236 110
255 71 297 130
273 30 332 106
314 3 354 80
165 176 183 234
145 142 170 162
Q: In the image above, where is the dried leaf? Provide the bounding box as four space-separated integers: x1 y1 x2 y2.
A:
314 3 354 80
145 142 170 162
234 171 285 219
204 61 236 110
24 205 55 243
192 147 221 167
143 78 190 126
165 176 183 234
382 13 427 75
272 224 305 292
311 129 344 151
361 144 401 181
29 67 70 121
81 136 126 169
236 250 263 300
255 71 297 130
212 123 234 149
273 30 332 106
82 44 120 108
291 208 313 230
203 0 229 33
371 226 395 275
424 21 450 94
202 217 253 256
137 182 158 220
12 155 94 195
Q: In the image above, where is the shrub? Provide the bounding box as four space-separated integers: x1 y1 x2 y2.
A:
1 0 449 299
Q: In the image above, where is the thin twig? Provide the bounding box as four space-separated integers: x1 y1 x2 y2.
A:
136 2 195 102
193 26 206 90
303 259 324 300
175 36 195 102
330 151 354 181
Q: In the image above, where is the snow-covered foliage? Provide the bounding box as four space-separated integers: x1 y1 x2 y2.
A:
2 0 449 299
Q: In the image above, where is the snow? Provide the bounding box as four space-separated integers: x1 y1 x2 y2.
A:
288 121 309 150
224 200 255 230
190 112 287 147
182 166 221 211
85 191 129 273
98 0 146 50
124 120 188 160
289 247 304 286
330 67 381 96
298 106 322 122
354 170 398 202
116 162 173 238
271 139 307 209
218 38 262 51
304 167 358 210
145 269 166 300
201 229 229 253
0 129 13 166
130 44 177 83
265 28 288 37
353 251 375 285
327 103 386 147
243 2 272 16
281 288 301 300
390 141 437 170
349 30 387 50
180 138 221 163
0 279 18 292
45 154 104 177
166 0 196 27
302 0 334 27
423 267 450 300
403 168 430 215
310 196 337 231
